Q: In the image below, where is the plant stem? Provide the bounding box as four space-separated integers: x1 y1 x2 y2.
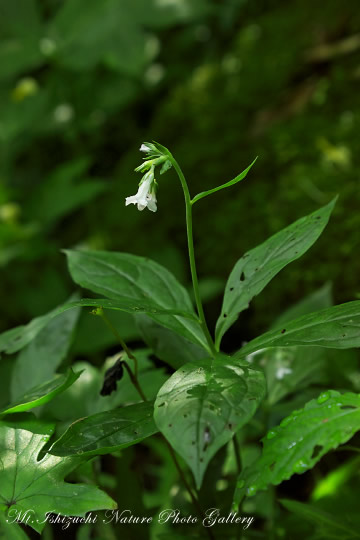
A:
165 441 215 540
122 362 147 401
97 307 138 377
97 315 215 539
170 156 217 357
93 242 215 538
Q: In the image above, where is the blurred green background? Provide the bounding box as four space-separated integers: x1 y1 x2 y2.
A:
1 0 359 352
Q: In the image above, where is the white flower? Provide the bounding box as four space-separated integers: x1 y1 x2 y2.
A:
139 144 151 153
125 169 157 212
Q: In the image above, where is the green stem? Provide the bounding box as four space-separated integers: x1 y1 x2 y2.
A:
165 441 215 540
122 362 147 401
170 156 217 357
96 307 138 377
93 260 214 537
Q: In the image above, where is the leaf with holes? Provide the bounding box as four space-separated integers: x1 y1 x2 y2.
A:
65 249 208 352
0 370 82 415
49 401 158 457
233 390 360 507
215 198 336 348
0 416 116 533
154 353 266 488
236 300 360 359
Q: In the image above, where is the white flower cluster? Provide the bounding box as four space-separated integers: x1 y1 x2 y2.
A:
125 142 170 213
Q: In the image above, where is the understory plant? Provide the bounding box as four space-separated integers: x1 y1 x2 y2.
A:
0 141 359 539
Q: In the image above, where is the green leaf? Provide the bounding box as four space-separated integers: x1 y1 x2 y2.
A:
237 300 360 359
191 158 257 205
0 370 81 415
136 315 207 369
233 391 360 505
0 418 116 533
280 499 360 539
11 303 80 399
250 346 327 406
65 249 209 351
0 297 198 356
272 282 333 329
49 401 157 457
215 198 337 348
154 353 265 488
248 284 335 406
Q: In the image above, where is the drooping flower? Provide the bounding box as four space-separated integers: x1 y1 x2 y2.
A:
125 168 157 212
126 142 172 213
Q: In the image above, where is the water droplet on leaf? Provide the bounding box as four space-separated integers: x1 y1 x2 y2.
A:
293 459 308 473
317 391 331 404
247 485 258 496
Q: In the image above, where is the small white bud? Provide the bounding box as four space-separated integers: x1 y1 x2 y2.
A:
140 144 151 153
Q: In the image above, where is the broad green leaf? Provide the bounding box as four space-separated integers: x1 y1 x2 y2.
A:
0 418 116 533
191 158 257 205
237 300 360 359
136 315 207 369
154 353 265 488
11 303 80 399
215 198 337 348
0 297 198 356
0 370 81 415
233 391 360 505
65 249 208 351
49 401 157 457
249 346 327 406
250 346 358 407
272 281 333 329
280 499 360 539
246 285 358 406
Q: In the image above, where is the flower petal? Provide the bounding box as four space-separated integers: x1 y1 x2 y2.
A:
140 144 151 153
